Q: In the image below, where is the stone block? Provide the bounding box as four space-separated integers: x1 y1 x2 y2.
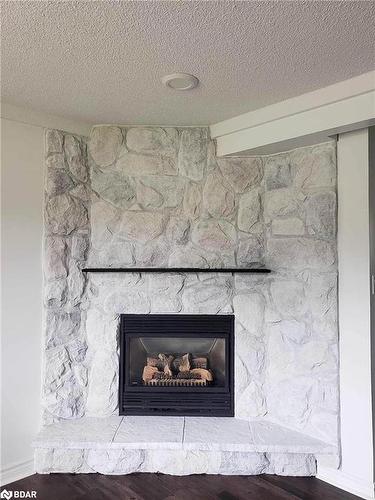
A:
238 189 260 232
91 166 136 209
178 128 208 181
64 135 88 182
218 157 263 193
126 127 178 156
233 293 264 335
264 155 292 190
203 171 235 218
267 238 335 271
89 126 123 167
272 217 305 236
183 181 202 219
46 167 75 196
46 129 63 155
118 211 166 242
305 191 336 238
192 219 237 252
46 194 88 235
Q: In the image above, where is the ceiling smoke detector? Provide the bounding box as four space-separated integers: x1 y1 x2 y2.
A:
162 73 199 91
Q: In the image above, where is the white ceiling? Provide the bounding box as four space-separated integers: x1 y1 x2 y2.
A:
2 1 375 126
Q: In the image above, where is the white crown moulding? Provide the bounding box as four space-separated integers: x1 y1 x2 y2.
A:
211 70 375 157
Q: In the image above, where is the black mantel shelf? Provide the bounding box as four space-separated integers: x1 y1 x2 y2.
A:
82 267 271 274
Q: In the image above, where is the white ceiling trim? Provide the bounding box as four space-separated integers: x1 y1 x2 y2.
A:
0 102 93 137
211 71 375 156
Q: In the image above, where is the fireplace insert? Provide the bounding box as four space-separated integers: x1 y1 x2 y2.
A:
119 314 234 416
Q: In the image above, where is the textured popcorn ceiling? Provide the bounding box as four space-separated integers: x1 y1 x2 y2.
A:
2 1 374 126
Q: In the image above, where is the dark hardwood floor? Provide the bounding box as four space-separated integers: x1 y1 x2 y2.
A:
1 473 362 500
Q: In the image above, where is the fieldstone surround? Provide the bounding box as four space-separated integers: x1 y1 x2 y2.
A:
43 127 339 455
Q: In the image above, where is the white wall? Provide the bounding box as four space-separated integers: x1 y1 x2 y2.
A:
318 128 374 499
1 118 44 484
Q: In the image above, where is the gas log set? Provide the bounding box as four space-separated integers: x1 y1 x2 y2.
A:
142 353 214 387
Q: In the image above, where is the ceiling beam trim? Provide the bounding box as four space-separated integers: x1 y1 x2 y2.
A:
211 71 375 156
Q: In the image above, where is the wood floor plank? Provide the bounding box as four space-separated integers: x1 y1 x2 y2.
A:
1 473 363 500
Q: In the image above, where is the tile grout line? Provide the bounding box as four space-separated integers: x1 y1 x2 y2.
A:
111 416 124 444
182 417 186 448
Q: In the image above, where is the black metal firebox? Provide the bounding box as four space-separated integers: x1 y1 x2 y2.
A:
119 314 234 416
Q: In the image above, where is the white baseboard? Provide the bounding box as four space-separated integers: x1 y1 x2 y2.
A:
317 466 375 500
0 459 34 486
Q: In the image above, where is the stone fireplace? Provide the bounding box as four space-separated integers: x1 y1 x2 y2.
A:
36 125 339 475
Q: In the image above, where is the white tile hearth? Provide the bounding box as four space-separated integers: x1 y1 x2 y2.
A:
113 416 184 449
33 416 336 455
33 416 123 449
183 417 252 452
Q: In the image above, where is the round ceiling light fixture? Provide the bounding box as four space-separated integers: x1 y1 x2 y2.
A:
162 73 199 91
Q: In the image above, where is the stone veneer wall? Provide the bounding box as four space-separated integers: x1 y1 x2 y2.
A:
43 126 338 445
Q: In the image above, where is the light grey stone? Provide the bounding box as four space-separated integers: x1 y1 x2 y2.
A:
86 449 145 474
118 211 166 243
70 233 89 261
238 189 260 232
264 155 292 190
104 290 151 315
45 279 67 308
66 338 87 364
70 183 91 202
134 238 170 267
166 216 190 245
45 236 67 279
183 181 202 219
149 273 185 312
67 261 86 306
292 142 336 190
306 192 336 238
168 243 223 268
178 128 208 181
95 240 134 267
86 349 118 417
237 236 264 267
64 135 88 182
46 309 81 348
277 319 309 344
117 151 177 176
236 380 267 418
203 171 235 218
264 188 299 219
218 157 263 193
233 293 265 335
182 277 233 313
126 127 178 156
90 200 119 251
267 238 335 271
46 129 63 155
136 176 185 208
46 194 88 235
46 168 75 196
92 166 136 209
46 153 66 169
266 453 316 476
192 219 237 252
272 217 305 236
145 449 221 475
267 377 318 426
236 330 265 376
135 179 163 208
89 126 123 167
220 452 268 475
270 280 306 317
